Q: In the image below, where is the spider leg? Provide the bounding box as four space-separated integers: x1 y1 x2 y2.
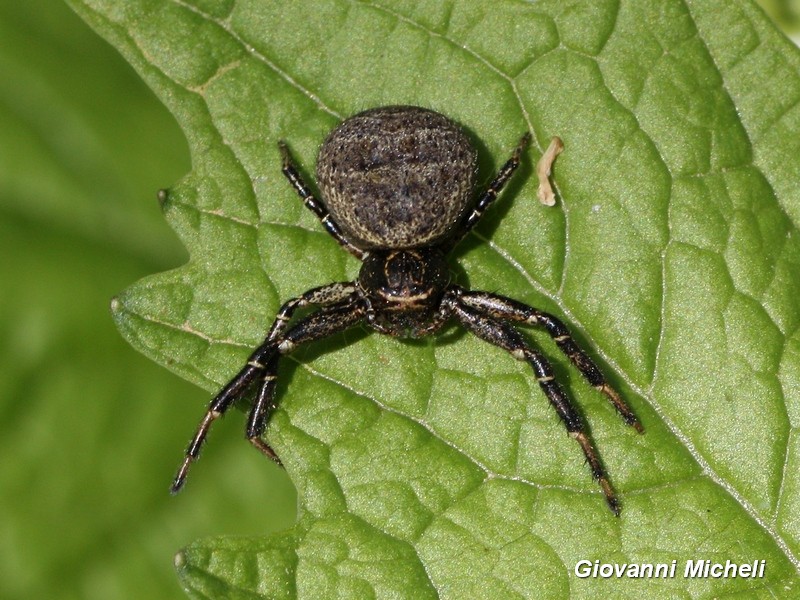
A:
244 301 366 461
170 360 262 493
447 297 621 515
246 354 280 462
456 289 642 432
446 132 531 251
170 286 362 493
278 141 366 260
264 282 358 342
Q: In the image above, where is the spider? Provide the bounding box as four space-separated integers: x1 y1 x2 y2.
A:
170 105 643 515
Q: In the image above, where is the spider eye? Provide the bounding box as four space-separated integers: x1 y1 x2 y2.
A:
385 251 423 289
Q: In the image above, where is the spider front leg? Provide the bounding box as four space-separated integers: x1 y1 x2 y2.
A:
447 298 621 515
170 285 363 493
457 289 642 432
264 282 358 342
243 301 366 460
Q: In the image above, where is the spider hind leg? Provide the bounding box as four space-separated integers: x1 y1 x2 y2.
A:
278 141 365 260
446 133 531 251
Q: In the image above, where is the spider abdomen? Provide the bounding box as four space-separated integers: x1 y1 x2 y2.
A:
316 106 477 249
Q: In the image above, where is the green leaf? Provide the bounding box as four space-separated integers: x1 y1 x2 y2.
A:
0 2 296 598
69 0 800 597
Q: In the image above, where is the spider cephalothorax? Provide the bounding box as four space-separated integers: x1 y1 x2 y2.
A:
358 248 450 337
170 105 643 515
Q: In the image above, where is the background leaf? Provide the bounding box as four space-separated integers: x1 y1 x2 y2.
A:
47 0 800 597
0 2 295 599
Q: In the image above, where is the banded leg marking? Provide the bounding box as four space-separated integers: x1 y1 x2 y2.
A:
247 358 281 464
171 362 262 493
265 282 357 342
448 133 531 250
450 300 621 515
278 141 365 259
171 298 365 493
244 301 367 464
457 289 643 432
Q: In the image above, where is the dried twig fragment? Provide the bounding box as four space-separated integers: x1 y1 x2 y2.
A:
536 136 564 207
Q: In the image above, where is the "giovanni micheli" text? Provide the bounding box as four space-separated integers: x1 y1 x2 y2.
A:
574 559 766 579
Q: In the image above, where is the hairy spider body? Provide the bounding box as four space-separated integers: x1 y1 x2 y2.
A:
171 105 643 515
316 106 477 249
